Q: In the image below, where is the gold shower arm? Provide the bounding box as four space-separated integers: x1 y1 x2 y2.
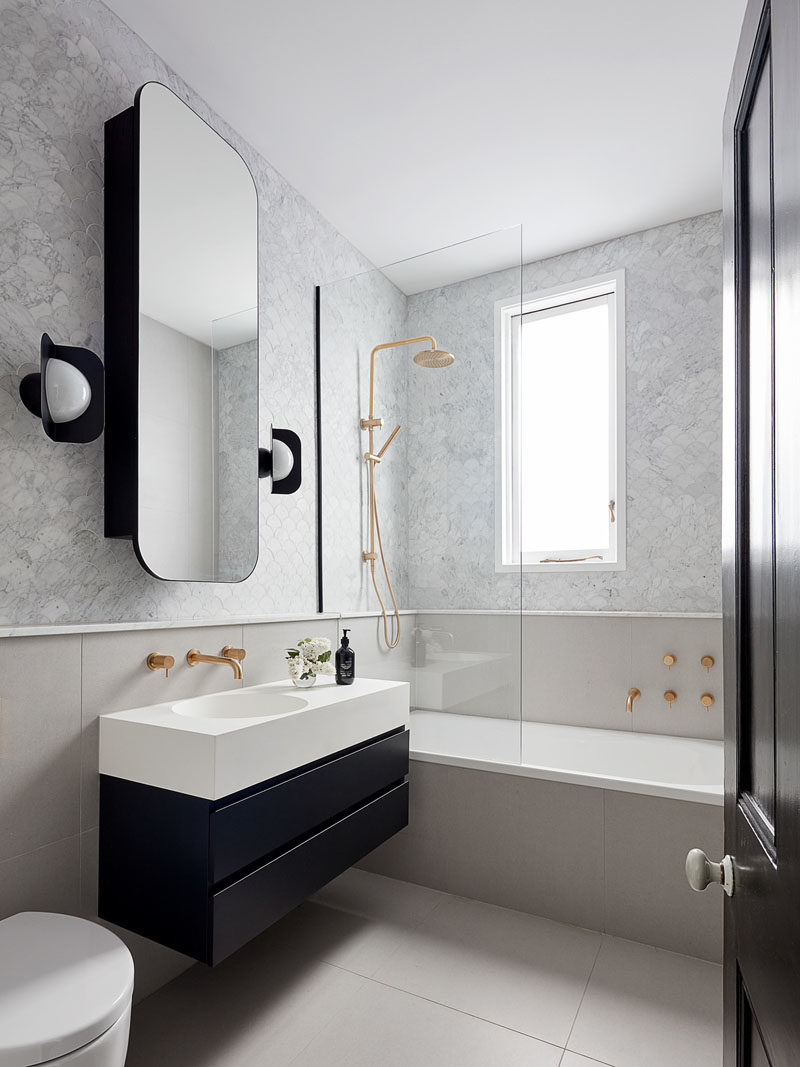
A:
367 336 436 419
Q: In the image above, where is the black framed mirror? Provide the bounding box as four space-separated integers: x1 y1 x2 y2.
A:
104 82 260 582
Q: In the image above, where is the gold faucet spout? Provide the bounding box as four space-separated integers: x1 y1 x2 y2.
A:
626 687 641 713
186 649 243 680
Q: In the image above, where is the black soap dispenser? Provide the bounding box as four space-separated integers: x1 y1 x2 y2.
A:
335 629 355 685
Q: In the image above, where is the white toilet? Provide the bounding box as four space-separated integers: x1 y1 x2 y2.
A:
0 912 134 1067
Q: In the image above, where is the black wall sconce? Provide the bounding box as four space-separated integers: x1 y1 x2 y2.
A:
259 428 301 494
20 333 104 443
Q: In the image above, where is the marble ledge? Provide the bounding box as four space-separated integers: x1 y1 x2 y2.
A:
413 609 723 619
0 609 418 640
0 607 720 640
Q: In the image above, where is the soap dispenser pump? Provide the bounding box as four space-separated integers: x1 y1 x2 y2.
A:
335 629 355 685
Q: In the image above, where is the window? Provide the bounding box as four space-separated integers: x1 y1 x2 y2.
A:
495 271 625 572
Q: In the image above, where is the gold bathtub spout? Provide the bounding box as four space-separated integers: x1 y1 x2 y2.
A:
626 688 641 713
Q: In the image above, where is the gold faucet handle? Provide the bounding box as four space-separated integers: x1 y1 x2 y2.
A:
701 655 715 672
701 693 715 710
664 690 677 709
222 646 246 662
663 653 677 669
146 653 175 677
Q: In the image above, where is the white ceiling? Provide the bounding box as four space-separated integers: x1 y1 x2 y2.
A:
103 0 746 287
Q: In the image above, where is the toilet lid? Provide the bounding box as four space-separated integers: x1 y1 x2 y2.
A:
0 912 134 1067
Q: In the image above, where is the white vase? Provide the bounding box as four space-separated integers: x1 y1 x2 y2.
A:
292 675 317 688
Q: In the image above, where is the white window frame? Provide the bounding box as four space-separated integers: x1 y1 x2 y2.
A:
494 269 626 573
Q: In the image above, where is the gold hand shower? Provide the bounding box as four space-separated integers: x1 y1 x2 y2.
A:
362 336 455 649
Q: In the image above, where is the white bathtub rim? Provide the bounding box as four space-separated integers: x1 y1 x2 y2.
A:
409 747 723 805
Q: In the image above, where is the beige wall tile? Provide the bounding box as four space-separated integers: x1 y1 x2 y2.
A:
523 615 633 730
243 619 339 686
604 790 723 961
0 635 81 861
630 617 723 740
413 613 519 719
360 761 605 930
0 836 80 918
340 615 416 694
81 625 245 830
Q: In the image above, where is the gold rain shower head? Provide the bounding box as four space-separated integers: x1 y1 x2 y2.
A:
413 347 455 368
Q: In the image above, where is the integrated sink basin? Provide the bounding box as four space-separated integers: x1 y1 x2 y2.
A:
99 677 410 800
173 689 308 720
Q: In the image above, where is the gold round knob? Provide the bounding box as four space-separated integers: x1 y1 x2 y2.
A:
663 653 677 669
701 655 715 671
146 653 175 676
664 690 677 708
222 646 246 661
701 693 715 710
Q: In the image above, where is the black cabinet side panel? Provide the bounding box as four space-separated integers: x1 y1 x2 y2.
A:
103 107 138 538
98 775 210 961
211 781 409 965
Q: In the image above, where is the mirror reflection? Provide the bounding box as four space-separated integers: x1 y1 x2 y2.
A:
136 83 259 582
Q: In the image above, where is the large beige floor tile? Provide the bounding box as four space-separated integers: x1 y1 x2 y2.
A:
559 1053 614 1067
291 980 563 1067
310 867 444 926
127 948 365 1066
252 900 414 979
374 895 602 1047
567 936 722 1067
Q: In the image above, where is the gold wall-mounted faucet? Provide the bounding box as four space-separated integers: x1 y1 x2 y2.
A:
626 688 641 713
186 648 244 680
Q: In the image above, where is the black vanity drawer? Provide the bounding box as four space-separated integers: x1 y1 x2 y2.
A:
211 728 409 883
210 780 408 964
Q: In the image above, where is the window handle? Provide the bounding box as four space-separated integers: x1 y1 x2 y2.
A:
609 499 616 523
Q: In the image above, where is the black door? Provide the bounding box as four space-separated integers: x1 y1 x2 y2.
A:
721 1 800 1064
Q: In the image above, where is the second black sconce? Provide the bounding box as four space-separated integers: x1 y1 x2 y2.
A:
259 428 302 495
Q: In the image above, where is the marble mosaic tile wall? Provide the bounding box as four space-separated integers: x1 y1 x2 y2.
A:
405 214 723 613
0 0 374 626
319 271 409 613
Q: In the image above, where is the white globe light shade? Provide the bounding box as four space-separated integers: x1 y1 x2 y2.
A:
45 358 92 424
272 438 294 481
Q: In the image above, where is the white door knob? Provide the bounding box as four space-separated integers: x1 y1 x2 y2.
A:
685 848 735 897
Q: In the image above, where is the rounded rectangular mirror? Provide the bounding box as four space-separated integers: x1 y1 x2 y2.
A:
105 82 259 582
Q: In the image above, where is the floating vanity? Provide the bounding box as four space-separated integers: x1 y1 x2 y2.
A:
98 678 410 965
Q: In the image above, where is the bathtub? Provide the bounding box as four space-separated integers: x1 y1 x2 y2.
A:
410 710 723 806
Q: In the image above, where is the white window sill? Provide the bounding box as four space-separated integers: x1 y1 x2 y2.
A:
495 560 626 574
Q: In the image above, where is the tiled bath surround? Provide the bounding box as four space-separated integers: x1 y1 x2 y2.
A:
359 759 724 963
